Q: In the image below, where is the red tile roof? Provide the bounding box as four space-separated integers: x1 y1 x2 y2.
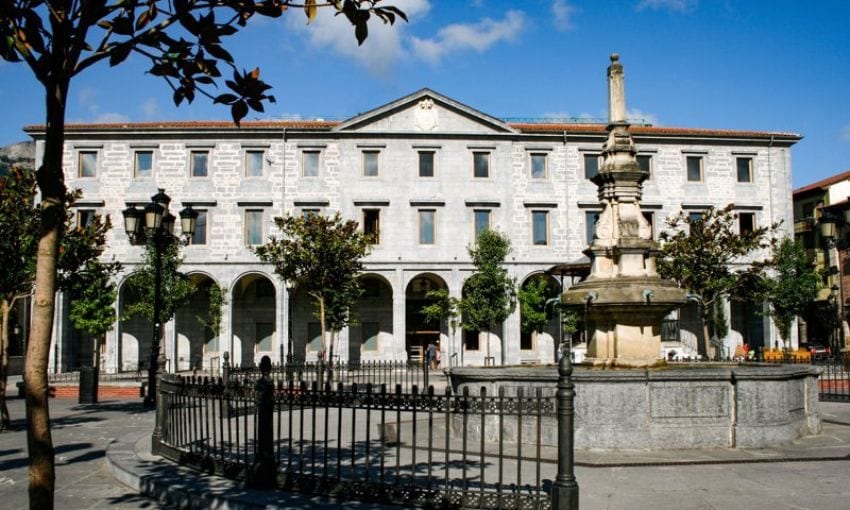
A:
793 169 850 196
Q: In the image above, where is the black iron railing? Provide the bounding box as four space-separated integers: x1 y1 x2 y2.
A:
155 374 560 509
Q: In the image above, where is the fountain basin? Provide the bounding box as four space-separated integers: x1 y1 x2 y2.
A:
448 364 821 450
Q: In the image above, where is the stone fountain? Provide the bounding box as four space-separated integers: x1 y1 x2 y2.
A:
448 55 821 450
561 54 687 368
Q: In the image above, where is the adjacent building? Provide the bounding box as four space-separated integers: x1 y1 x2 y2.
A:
25 89 800 373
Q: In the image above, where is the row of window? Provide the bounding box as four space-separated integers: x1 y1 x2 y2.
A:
75 148 757 183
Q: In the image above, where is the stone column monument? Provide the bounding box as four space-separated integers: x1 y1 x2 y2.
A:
562 54 687 368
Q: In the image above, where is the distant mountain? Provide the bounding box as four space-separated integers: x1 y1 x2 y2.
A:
0 141 35 175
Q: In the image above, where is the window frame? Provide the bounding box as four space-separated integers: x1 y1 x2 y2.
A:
738 211 756 234
686 155 704 182
418 209 436 245
585 210 601 244
530 153 547 179
636 154 652 179
190 150 210 178
473 151 490 178
583 153 600 180
245 150 265 178
244 209 265 246
76 209 96 229
418 150 435 178
736 157 753 183
362 150 380 177
363 208 381 245
78 150 98 178
642 210 655 240
190 209 208 245
531 210 549 246
473 209 491 240
134 150 153 178
302 150 320 177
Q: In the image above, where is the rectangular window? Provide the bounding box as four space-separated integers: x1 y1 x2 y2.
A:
520 331 533 351
362 322 379 351
191 151 209 177
737 157 753 183
464 330 480 350
418 151 434 177
301 209 319 218
688 211 705 223
586 211 600 244
532 210 549 245
363 209 380 244
303 150 320 177
79 151 97 178
134 151 152 178
190 210 207 245
584 154 599 179
642 211 655 240
474 209 491 239
419 209 435 245
739 212 755 234
473 152 490 178
244 209 264 246
363 151 379 177
637 154 652 178
256 322 273 352
77 209 96 229
245 150 264 177
307 322 322 351
531 153 547 179
686 156 703 182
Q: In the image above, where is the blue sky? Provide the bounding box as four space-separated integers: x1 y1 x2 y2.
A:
1 0 848 188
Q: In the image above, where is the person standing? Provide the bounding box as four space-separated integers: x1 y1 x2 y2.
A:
426 342 436 370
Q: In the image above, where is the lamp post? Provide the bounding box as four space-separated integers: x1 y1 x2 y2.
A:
123 188 198 408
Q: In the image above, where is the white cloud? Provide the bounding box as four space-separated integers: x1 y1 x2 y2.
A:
140 98 159 119
285 0 431 76
841 124 850 142
627 108 659 125
91 112 130 123
636 0 696 12
411 10 526 64
552 0 577 31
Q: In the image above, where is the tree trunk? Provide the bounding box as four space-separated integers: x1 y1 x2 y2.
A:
27 76 70 510
1 298 11 430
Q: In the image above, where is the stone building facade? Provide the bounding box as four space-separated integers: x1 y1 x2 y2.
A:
25 89 801 373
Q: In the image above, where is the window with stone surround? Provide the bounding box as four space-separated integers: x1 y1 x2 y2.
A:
474 209 491 240
738 212 755 234
363 150 380 177
303 150 320 177
245 150 264 177
76 209 96 229
190 210 207 245
532 210 549 245
473 152 490 178
301 209 319 218
737 157 753 183
78 151 98 178
244 209 264 245
134 150 153 178
585 210 600 244
191 151 209 177
419 209 435 245
642 211 655 240
686 155 703 182
584 153 600 180
637 154 652 179
418 151 435 177
363 209 380 244
531 153 547 179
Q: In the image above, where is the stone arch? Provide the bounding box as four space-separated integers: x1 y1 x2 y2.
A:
405 273 449 364
174 272 220 372
350 273 394 362
116 273 151 373
230 272 277 368
518 272 562 363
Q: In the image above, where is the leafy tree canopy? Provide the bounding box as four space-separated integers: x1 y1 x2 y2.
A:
124 236 194 325
460 230 517 333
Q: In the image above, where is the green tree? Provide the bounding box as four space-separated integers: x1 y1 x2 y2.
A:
459 230 517 364
254 213 369 370
67 259 120 376
421 288 460 334
758 238 820 346
518 275 559 337
658 205 778 358
2 2 404 505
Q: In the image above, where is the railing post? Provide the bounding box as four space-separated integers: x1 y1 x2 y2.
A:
248 355 277 489
552 346 579 510
151 374 170 456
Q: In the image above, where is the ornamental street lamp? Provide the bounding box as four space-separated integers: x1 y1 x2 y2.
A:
123 188 198 408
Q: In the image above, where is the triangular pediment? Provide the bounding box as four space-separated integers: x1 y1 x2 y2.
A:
333 89 516 134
